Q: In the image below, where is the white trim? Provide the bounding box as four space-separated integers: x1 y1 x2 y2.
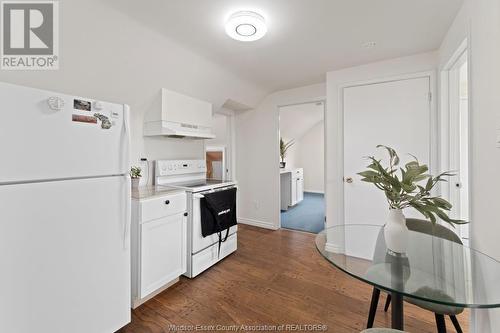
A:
337 70 438 226
439 38 470 242
440 38 468 185
304 190 325 195
238 217 279 230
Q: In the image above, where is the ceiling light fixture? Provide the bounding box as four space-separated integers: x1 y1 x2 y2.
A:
225 11 267 42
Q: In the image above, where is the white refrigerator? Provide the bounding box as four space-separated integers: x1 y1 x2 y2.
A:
0 82 131 333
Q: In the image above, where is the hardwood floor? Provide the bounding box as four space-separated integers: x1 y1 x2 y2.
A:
120 225 469 333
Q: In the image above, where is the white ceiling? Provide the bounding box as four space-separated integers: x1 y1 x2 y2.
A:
280 102 324 141
106 0 462 93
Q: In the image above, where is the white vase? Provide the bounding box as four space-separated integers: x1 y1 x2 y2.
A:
131 178 140 189
384 208 409 254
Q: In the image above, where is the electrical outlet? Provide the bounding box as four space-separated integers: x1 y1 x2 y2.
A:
138 158 149 186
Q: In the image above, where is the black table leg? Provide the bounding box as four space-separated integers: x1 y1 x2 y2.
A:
391 292 404 330
367 288 380 328
388 251 406 330
435 314 447 333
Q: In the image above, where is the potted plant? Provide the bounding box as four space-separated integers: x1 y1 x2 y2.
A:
280 137 294 168
130 166 142 189
358 145 467 254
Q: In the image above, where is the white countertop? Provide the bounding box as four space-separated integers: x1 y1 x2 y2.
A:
131 185 185 200
280 168 303 174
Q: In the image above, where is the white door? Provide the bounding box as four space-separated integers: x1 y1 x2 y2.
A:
0 176 130 333
140 213 186 298
344 76 432 228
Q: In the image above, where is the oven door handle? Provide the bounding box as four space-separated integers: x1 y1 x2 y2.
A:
195 185 236 198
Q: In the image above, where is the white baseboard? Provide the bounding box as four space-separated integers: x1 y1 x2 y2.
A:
325 242 343 253
304 190 325 194
238 217 278 230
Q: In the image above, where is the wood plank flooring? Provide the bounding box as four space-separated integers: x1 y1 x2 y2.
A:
120 225 469 333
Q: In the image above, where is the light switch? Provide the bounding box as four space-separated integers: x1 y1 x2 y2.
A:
497 129 500 148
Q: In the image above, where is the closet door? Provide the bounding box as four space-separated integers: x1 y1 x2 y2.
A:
343 76 431 257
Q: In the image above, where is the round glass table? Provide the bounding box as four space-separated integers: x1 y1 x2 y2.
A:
315 224 500 331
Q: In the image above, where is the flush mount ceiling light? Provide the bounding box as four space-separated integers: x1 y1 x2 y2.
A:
225 11 267 42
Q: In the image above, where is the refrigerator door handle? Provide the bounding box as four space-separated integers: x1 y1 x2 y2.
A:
124 174 131 249
122 104 131 174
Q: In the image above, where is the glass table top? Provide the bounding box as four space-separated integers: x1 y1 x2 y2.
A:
315 224 500 309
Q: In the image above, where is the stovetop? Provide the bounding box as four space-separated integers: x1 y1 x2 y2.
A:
159 179 237 192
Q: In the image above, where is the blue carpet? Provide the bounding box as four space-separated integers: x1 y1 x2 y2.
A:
281 192 325 234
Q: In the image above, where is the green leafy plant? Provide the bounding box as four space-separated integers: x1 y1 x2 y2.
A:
280 137 295 163
130 166 142 179
358 145 467 226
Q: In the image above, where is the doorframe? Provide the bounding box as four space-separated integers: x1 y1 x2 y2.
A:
336 70 438 227
206 110 236 181
439 38 470 240
277 100 327 230
205 145 226 181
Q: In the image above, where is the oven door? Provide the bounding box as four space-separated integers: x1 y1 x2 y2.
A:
191 187 238 254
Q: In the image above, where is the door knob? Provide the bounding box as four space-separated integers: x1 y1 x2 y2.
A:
345 177 353 184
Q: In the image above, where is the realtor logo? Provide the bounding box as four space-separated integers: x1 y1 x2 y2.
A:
1 1 59 70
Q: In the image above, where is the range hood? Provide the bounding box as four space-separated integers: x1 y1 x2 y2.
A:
144 88 215 139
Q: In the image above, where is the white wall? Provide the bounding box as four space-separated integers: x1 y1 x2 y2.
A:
325 52 438 228
439 2 500 332
279 102 324 188
0 0 265 170
235 83 326 230
207 113 228 147
280 140 299 169
297 121 325 193
279 118 324 193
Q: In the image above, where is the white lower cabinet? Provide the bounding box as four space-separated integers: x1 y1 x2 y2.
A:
296 177 304 203
280 168 304 210
140 213 186 298
289 168 304 206
131 191 187 308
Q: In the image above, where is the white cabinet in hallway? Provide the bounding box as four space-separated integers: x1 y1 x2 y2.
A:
280 168 304 210
131 188 187 308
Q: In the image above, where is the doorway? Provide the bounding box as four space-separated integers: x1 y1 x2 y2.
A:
278 101 326 233
206 147 225 180
206 112 233 181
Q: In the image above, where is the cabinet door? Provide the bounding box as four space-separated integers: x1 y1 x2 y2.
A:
296 178 304 203
140 213 186 298
291 175 297 206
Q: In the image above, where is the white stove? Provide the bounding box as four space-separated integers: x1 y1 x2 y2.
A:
155 160 238 278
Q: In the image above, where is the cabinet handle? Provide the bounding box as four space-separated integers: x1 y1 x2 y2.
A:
184 212 188 217
165 200 170 205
